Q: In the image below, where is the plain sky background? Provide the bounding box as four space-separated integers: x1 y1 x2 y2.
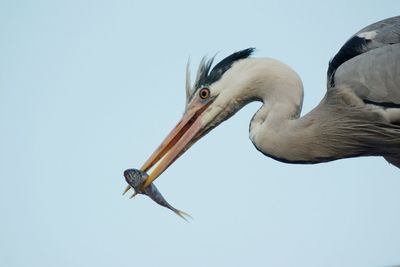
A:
1 1 400 267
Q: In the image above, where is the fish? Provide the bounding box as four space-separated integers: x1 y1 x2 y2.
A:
123 168 192 221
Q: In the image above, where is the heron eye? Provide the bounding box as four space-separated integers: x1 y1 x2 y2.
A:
199 88 210 99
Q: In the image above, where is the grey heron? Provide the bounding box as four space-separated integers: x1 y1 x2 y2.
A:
129 16 400 191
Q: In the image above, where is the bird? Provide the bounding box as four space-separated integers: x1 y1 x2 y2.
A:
131 16 400 191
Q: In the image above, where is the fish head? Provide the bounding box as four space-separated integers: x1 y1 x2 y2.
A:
123 168 148 191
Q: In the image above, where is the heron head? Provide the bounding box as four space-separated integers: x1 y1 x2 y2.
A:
138 48 256 189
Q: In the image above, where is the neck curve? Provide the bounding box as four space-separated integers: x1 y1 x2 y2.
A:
243 59 355 163
250 102 326 163
234 59 328 163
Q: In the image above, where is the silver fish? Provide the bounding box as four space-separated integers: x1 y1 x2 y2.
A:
123 168 191 221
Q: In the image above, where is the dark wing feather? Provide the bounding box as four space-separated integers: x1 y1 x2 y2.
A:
328 16 400 87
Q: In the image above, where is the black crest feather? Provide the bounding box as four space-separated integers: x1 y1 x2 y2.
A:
195 48 255 89
205 48 255 86
186 48 255 107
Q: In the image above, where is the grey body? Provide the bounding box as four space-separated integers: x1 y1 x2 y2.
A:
321 16 400 166
123 169 191 220
332 15 400 105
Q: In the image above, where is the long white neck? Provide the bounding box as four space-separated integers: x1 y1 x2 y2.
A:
242 59 324 163
229 58 364 163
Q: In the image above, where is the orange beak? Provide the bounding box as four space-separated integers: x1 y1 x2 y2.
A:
134 95 213 191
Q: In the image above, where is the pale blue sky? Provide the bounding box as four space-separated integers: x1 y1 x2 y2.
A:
1 1 400 267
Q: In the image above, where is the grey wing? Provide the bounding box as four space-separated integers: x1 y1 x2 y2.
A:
328 16 400 87
333 43 400 106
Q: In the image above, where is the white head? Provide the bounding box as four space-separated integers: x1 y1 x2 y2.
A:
139 48 303 189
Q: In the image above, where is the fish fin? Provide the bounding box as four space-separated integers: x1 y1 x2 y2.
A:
173 209 193 222
129 191 138 199
122 185 131 195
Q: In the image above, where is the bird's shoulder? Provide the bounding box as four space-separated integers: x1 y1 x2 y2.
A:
327 16 400 87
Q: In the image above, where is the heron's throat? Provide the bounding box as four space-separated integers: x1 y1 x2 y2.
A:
249 101 316 163
248 81 348 163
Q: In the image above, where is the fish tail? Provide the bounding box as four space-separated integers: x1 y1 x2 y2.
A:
173 209 193 222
